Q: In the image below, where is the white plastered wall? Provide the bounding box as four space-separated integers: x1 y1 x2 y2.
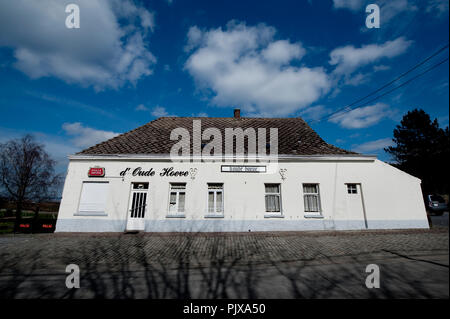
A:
55 157 429 232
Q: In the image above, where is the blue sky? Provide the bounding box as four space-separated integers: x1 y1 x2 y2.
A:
0 0 448 173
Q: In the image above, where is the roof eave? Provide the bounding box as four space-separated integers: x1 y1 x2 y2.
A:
68 153 376 162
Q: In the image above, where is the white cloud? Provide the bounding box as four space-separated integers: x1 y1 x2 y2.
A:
334 0 418 22
380 0 418 23
299 105 331 121
426 0 449 16
373 65 391 72
0 0 156 90
184 26 204 52
136 105 177 117
184 21 330 117
329 103 394 129
151 106 176 117
343 72 370 86
329 37 412 76
62 122 119 148
262 40 306 65
0 126 79 174
25 90 117 118
333 0 364 11
151 106 168 117
135 104 149 111
353 138 393 153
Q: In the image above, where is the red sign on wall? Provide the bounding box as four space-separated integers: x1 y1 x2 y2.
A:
88 167 105 177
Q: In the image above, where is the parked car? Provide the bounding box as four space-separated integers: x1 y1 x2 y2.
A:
424 194 448 215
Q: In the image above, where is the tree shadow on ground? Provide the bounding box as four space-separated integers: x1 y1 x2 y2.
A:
0 233 448 298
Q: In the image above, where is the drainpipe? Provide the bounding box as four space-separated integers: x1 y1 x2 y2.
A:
330 162 338 230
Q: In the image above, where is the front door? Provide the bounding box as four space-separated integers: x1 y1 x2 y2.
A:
126 182 148 231
346 183 368 229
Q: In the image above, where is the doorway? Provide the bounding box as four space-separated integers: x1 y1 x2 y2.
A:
346 183 368 229
126 182 149 231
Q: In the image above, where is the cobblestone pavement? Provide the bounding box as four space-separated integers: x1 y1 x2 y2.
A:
0 229 448 298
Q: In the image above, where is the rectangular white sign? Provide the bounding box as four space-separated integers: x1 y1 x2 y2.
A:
221 165 266 173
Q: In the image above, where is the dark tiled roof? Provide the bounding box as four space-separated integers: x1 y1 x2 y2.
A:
77 117 357 156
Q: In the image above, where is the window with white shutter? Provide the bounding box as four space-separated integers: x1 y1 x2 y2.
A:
77 182 109 215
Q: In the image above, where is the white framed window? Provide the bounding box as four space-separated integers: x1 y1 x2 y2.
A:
168 183 186 215
347 184 358 194
303 184 321 214
77 181 109 216
265 184 281 213
206 183 224 216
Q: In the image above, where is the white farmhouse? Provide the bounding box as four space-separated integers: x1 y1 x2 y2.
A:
56 110 429 232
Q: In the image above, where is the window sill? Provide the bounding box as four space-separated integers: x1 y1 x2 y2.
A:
304 213 324 219
264 213 284 218
204 214 224 218
166 214 186 218
74 212 107 216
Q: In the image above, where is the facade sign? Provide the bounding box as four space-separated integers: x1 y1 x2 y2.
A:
119 167 189 177
88 167 105 177
221 165 266 173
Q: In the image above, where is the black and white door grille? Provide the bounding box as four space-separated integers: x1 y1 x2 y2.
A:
129 182 148 219
130 192 147 218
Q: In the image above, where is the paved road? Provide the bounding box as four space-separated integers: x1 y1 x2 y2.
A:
430 211 449 228
0 229 448 298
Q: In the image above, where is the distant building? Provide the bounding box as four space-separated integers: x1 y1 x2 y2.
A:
56 109 429 232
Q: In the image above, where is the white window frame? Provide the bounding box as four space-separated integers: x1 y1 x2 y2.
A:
205 183 224 218
75 181 109 216
303 183 322 217
167 183 186 217
264 183 283 217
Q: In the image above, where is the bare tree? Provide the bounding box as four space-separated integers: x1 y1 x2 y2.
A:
0 134 61 231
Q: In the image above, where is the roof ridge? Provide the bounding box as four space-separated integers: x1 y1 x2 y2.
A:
157 116 308 120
